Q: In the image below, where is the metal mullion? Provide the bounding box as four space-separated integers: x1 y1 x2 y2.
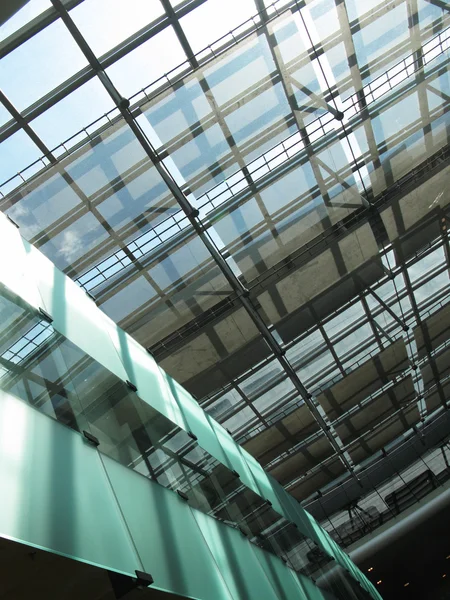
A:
407 0 434 157
311 307 346 377
398 244 448 409
334 0 387 195
161 0 274 234
258 0 355 295
356 272 409 332
0 0 85 59
160 0 199 68
0 90 56 162
360 293 384 350
0 66 96 145
439 211 450 277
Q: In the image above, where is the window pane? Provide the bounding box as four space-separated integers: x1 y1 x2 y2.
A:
70 0 164 57
0 101 13 128
0 19 88 111
0 0 51 43
0 129 42 187
106 25 186 98
31 77 115 151
180 0 257 55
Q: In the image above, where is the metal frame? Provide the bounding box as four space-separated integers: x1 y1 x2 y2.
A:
0 0 449 514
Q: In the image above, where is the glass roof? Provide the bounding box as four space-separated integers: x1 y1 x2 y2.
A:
0 0 449 516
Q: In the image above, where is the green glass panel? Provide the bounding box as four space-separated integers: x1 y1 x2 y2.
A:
0 388 139 574
252 546 322 600
192 508 281 600
108 331 186 429
0 284 90 434
25 239 131 384
101 454 234 600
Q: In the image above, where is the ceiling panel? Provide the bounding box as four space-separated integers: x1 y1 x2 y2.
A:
347 402 421 465
318 339 409 420
414 302 450 359
242 402 319 466
288 458 347 502
268 435 334 486
335 376 417 445
421 346 450 413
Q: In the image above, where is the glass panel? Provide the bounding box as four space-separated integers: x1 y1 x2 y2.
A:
206 388 245 422
106 25 186 98
0 0 52 42
0 284 87 432
0 18 88 111
253 377 296 416
192 508 280 600
345 0 384 22
0 386 140 575
0 214 43 310
352 3 410 81
101 455 236 600
70 0 164 57
240 359 284 399
324 301 366 338
96 228 232 349
295 347 336 384
143 30 296 197
0 101 12 129
0 278 288 553
223 405 257 436
415 270 450 306
332 322 374 361
0 280 352 588
30 78 115 151
180 0 258 55
408 246 446 282
0 130 42 188
4 119 179 285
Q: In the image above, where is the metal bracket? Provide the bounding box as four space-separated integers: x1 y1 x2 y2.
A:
38 307 53 323
134 570 154 588
83 430 100 447
126 380 138 392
